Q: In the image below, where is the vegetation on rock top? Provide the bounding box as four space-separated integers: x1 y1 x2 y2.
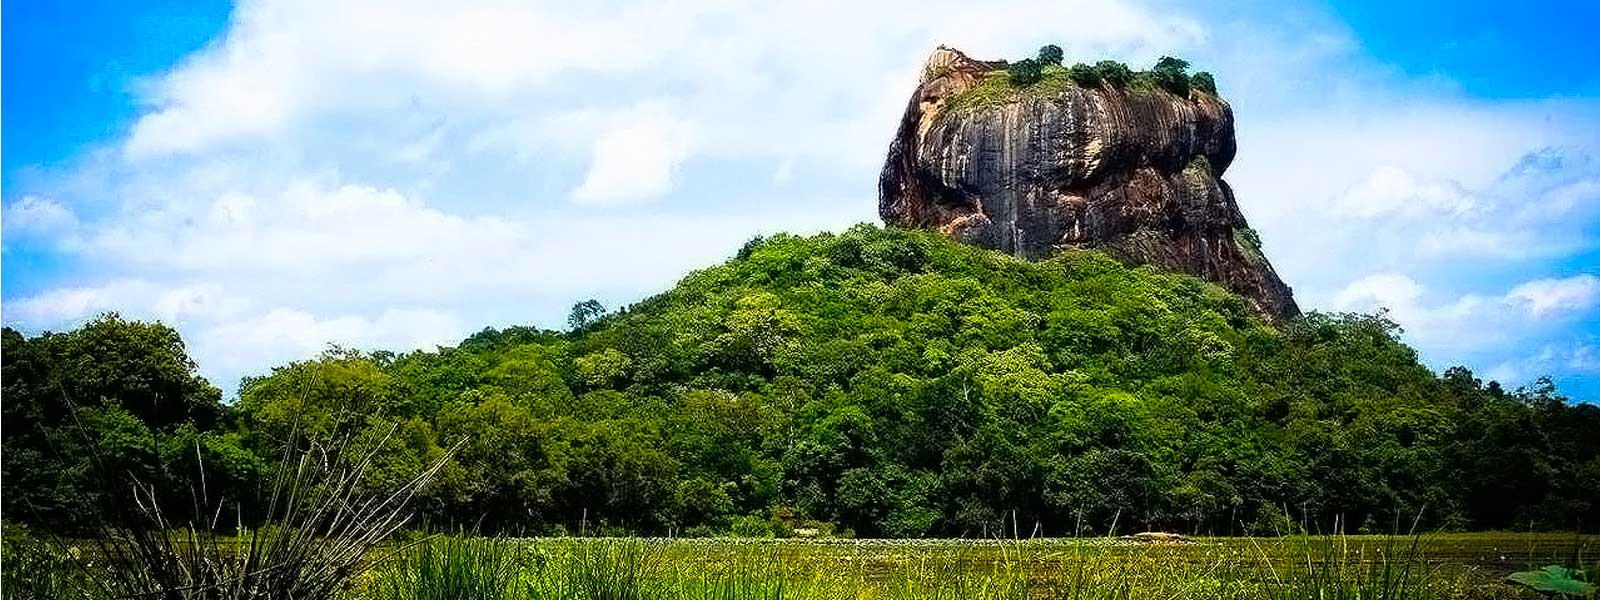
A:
949 48 1221 111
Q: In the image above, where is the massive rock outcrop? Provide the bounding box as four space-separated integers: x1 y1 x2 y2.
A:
880 46 1299 320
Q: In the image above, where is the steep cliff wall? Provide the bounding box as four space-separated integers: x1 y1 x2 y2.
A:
880 46 1299 320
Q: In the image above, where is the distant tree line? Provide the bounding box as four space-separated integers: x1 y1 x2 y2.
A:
5 226 1598 538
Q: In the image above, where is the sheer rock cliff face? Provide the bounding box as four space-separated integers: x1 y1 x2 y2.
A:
879 46 1299 320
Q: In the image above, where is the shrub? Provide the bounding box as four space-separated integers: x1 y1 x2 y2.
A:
1191 71 1218 94
1247 503 1293 536
1149 55 1192 96
1036 44 1063 66
1006 58 1043 86
1237 227 1262 250
1093 60 1133 87
729 514 776 538
1067 63 1100 86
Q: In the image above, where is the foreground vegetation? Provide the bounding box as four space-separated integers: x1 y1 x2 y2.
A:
5 225 1598 541
356 533 1595 600
5 532 1595 599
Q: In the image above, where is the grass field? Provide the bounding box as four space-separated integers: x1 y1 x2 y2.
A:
347 533 1595 600
7 530 1592 599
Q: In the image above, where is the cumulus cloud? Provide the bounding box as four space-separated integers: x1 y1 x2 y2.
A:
1507 275 1600 318
3 196 82 249
193 306 464 376
1331 273 1497 352
119 0 1209 167
7 281 153 325
3 276 467 382
1332 273 1425 315
52 172 860 290
1255 143 1600 325
122 0 681 158
1333 273 1599 324
85 180 524 274
1487 343 1600 389
1332 273 1600 370
1232 105 1600 304
7 0 1600 395
1330 166 1477 219
4 196 78 231
572 104 696 204
5 169 863 384
5 280 247 327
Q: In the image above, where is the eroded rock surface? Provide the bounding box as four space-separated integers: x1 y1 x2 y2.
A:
880 46 1299 320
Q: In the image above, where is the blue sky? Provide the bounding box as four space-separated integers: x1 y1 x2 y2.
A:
4 0 1598 400
1330 0 1600 98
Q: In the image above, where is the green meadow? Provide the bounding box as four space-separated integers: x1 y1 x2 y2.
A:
349 533 1593 600
7 531 1594 599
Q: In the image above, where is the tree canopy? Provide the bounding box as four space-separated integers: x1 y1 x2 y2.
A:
4 227 1597 537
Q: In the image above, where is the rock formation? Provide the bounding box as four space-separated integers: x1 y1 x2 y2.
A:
879 46 1299 320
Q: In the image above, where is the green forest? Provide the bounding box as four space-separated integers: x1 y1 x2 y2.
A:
5 225 1598 538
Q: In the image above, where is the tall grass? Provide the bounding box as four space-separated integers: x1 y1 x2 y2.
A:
93 428 453 600
1252 533 1438 600
666 546 820 600
341 532 1554 600
877 545 1028 600
528 539 669 600
11 414 459 600
10 524 1572 599
1 525 92 600
372 535 521 600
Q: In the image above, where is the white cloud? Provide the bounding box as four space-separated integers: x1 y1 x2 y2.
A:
196 306 462 374
5 280 247 327
57 172 860 288
1416 227 1534 260
7 282 144 325
1332 273 1600 325
1331 272 1600 359
8 0 1600 395
773 159 796 185
85 180 523 274
1331 166 1477 219
1569 344 1600 373
3 196 79 237
118 0 1210 164
1331 273 1494 351
1233 106 1600 310
122 0 683 158
203 307 460 360
1332 273 1424 314
1484 352 1558 387
4 277 466 383
1487 343 1600 389
5 169 864 386
1507 275 1600 318
572 103 696 204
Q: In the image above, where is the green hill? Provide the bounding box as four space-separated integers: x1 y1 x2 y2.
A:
5 225 1597 537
